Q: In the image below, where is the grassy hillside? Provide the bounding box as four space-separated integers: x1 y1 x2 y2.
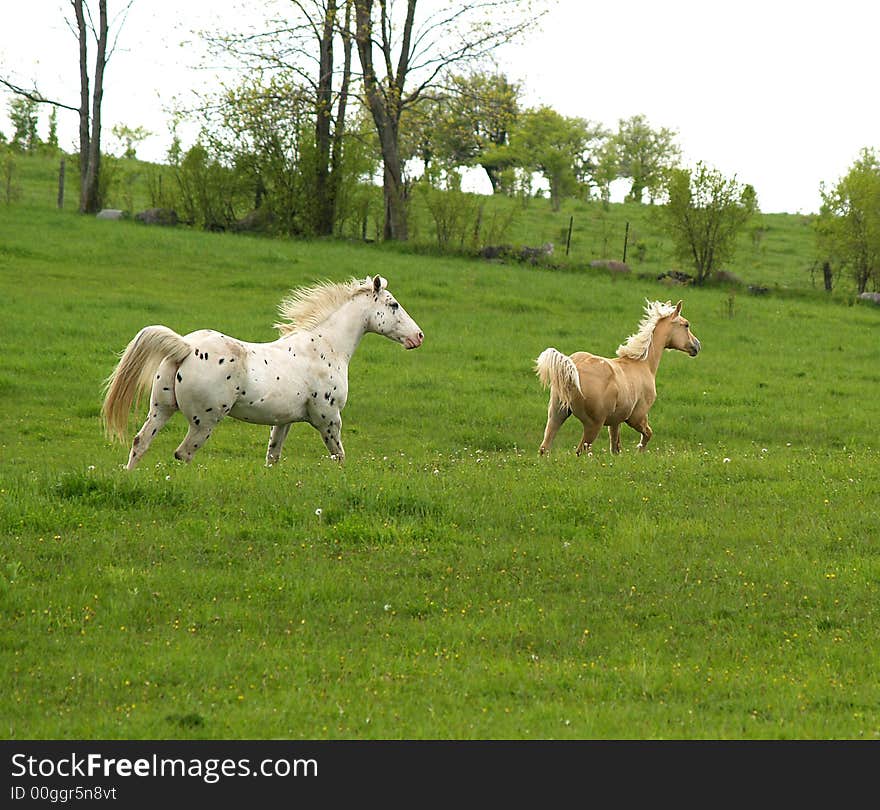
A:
5 149 829 297
1 196 878 740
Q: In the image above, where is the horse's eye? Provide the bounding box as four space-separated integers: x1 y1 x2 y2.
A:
390 301 399 311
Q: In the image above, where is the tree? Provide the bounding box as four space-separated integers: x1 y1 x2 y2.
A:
111 124 151 159
600 114 681 204
0 1 133 213
8 97 40 151
508 106 607 211
661 161 757 284
435 71 521 193
201 0 355 236
816 148 880 294
353 0 542 240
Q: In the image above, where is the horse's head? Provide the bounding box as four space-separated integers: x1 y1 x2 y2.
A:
365 275 424 350
665 300 701 356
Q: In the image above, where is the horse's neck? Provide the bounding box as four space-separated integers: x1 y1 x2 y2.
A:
645 320 671 375
302 297 368 361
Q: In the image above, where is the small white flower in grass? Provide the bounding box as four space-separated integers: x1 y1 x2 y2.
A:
315 508 322 518
384 604 391 612
723 458 731 463
87 465 95 471
165 475 171 481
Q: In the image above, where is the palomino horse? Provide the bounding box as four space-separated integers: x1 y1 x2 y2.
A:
535 299 700 456
102 275 424 469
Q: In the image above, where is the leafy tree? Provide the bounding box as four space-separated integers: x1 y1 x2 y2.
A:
47 107 59 150
171 142 249 231
508 106 607 211
435 71 521 193
353 0 542 240
198 75 315 235
661 161 757 284
111 124 151 159
202 0 355 237
600 114 681 203
8 97 40 151
816 148 880 294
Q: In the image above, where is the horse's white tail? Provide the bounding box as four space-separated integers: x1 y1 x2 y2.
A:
101 326 192 443
535 347 583 410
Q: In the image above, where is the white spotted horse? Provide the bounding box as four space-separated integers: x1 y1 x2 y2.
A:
102 275 424 469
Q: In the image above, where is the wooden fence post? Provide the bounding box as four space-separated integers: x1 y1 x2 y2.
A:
57 158 65 210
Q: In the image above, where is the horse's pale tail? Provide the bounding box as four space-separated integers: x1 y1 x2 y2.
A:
535 347 583 410
101 326 192 443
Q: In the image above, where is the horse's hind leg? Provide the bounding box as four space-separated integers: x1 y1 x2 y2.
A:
539 397 570 455
575 419 602 457
173 418 220 464
266 423 292 466
127 361 178 470
609 423 622 454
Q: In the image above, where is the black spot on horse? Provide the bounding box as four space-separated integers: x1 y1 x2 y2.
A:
219 358 224 364
177 372 182 382
205 407 213 412
194 417 200 426
264 359 268 365
163 386 170 391
226 375 231 380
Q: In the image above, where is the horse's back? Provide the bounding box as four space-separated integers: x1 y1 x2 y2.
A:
571 351 615 387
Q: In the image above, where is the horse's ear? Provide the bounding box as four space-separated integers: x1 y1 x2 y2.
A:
674 300 683 317
373 275 382 293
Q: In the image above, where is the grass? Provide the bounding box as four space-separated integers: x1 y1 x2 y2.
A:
1 165 880 740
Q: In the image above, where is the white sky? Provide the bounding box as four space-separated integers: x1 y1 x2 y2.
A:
2 0 878 214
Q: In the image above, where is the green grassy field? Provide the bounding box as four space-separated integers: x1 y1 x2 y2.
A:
2 162 879 740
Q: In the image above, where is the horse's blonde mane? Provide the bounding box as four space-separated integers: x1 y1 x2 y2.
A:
616 300 678 360
274 277 374 335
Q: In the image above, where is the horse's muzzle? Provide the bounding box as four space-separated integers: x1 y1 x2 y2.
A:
404 331 424 350
689 338 701 356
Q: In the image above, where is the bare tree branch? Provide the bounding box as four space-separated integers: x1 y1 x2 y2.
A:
0 78 79 112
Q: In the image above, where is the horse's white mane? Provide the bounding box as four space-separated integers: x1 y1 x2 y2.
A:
274 276 377 335
616 300 678 360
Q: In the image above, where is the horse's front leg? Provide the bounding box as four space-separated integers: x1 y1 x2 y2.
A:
628 415 653 451
637 421 653 451
266 423 292 466
313 409 345 462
